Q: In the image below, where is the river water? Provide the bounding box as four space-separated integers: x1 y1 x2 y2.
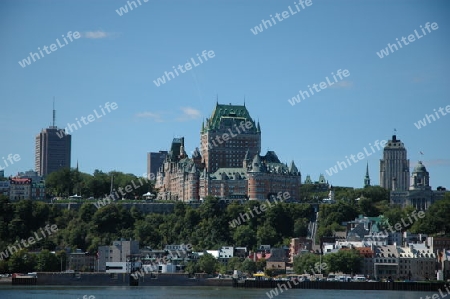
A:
0 286 437 299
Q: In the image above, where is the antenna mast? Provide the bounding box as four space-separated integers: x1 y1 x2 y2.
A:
52 97 56 128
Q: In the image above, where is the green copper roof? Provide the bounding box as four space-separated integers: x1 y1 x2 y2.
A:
304 175 313 184
202 103 258 133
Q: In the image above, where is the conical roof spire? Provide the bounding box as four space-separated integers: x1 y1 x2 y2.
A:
289 160 298 174
364 162 371 187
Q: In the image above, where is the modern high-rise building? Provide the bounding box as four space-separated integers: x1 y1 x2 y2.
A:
380 135 409 191
35 105 71 177
147 151 168 177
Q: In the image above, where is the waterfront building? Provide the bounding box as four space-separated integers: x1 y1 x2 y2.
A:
97 240 140 272
366 244 435 281
68 249 96 272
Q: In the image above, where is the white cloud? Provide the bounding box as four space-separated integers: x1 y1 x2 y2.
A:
422 159 450 167
135 111 164 122
82 30 117 39
135 107 201 123
330 80 354 89
176 107 201 122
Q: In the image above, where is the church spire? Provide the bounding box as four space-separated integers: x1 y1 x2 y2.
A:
364 162 371 187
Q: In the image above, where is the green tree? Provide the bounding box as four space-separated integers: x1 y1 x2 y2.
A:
198 253 218 274
358 197 380 217
241 258 256 274
8 250 36 273
293 218 309 237
410 194 450 235
256 258 266 272
226 256 242 273
45 167 74 197
232 225 256 249
293 253 320 274
324 249 362 274
185 260 200 275
35 249 60 271
257 223 279 246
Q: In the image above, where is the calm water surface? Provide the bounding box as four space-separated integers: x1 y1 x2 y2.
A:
0 286 437 299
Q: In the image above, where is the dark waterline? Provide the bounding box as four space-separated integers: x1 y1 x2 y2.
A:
0 286 439 299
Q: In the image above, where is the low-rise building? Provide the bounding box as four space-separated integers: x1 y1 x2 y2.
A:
68 249 96 272
218 246 234 264
97 240 140 272
0 180 9 197
9 178 32 200
266 248 289 275
354 247 375 278
369 244 436 281
31 181 46 200
372 245 399 280
397 244 435 281
290 237 312 263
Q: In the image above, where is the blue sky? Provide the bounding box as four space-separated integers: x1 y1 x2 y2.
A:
1 0 449 189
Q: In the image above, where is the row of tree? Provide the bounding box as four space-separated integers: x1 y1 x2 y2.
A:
0 189 449 274
45 168 154 199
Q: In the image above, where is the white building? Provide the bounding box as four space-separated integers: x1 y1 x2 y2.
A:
97 240 140 272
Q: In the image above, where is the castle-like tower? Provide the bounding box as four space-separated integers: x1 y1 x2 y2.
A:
156 137 199 201
200 102 260 173
380 135 409 191
156 102 301 202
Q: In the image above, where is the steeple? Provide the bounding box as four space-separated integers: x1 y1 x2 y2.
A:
364 162 371 187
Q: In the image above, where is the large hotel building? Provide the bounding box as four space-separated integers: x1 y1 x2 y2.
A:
155 103 301 201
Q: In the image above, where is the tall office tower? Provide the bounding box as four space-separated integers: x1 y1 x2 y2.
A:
35 103 71 176
380 134 409 191
200 102 261 173
147 151 168 177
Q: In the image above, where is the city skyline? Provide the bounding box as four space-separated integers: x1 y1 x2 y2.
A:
1 0 449 189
